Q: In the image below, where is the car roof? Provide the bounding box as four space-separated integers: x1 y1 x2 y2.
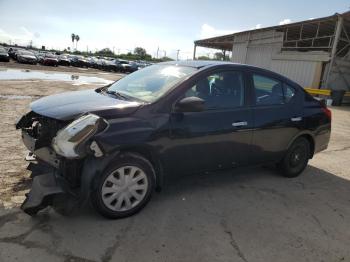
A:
159 60 302 88
159 60 236 69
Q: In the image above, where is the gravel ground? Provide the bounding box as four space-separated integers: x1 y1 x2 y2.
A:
0 63 349 262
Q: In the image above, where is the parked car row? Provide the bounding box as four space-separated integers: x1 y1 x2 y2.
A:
0 46 151 73
0 46 10 62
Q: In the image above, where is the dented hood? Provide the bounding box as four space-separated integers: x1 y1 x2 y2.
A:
31 89 141 120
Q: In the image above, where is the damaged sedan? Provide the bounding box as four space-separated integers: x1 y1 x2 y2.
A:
16 61 331 219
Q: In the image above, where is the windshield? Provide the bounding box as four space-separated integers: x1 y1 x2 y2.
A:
107 64 196 102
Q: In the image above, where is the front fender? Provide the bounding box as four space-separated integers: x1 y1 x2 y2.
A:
79 151 120 205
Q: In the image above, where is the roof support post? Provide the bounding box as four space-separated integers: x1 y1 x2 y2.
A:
325 15 343 88
193 44 197 60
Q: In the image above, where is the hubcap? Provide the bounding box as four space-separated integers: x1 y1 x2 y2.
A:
290 146 306 168
101 166 148 211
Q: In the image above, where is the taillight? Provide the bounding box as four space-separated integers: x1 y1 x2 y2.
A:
321 105 332 121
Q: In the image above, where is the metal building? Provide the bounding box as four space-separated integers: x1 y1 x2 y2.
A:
193 11 350 92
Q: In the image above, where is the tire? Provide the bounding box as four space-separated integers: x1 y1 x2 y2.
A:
277 137 310 178
91 153 155 219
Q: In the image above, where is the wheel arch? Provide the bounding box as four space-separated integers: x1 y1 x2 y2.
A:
80 145 163 205
117 145 164 191
287 132 315 159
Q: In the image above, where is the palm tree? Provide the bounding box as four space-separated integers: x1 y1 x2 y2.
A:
71 33 75 51
75 35 80 50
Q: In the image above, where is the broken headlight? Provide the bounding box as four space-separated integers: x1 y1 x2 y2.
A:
52 114 107 158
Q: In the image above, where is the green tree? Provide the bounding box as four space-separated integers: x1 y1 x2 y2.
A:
96 48 114 56
198 56 210 60
214 52 224 60
134 47 147 59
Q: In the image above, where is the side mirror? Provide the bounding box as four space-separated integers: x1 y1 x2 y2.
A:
175 97 205 112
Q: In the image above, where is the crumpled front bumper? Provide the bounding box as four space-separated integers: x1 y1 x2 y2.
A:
21 172 65 215
20 130 77 215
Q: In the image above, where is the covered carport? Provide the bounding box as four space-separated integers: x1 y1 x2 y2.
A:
194 11 350 103
193 34 234 60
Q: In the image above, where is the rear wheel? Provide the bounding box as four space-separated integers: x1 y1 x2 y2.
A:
277 137 310 178
91 153 155 219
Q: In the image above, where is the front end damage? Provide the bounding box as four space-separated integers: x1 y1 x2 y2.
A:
16 111 107 215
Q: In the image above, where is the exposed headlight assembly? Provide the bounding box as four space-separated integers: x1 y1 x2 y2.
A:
52 114 107 158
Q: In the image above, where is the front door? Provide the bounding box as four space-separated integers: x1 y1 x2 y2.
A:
166 70 254 174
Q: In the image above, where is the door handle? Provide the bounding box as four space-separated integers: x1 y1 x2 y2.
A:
291 117 302 122
232 121 248 127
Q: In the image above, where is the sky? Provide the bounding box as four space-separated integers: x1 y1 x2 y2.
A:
0 0 349 59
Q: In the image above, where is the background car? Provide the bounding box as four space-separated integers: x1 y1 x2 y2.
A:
95 58 107 70
86 57 98 68
41 53 58 66
16 50 37 64
70 55 89 67
35 52 45 64
8 47 19 60
58 55 71 66
0 46 10 62
17 61 331 219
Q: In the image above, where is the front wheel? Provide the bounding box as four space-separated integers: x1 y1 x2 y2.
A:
91 153 155 219
277 137 310 178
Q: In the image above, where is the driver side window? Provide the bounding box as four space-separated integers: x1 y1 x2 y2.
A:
185 71 245 110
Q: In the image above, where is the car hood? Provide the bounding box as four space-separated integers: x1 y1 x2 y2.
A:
20 55 36 59
30 89 142 121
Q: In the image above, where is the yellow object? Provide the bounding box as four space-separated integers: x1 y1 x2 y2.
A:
304 88 350 97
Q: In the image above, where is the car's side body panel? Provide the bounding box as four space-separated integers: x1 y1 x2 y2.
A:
245 68 305 164
166 107 254 174
91 63 331 178
301 94 331 154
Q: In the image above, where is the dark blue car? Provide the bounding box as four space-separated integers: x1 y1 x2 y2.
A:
16 61 331 218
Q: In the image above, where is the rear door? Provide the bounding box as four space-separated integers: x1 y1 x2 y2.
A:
249 71 303 163
166 70 254 174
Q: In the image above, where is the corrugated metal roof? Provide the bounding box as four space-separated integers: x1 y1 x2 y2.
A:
194 11 350 51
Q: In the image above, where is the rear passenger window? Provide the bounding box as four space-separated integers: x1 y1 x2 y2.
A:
283 84 295 103
253 74 296 105
253 74 284 105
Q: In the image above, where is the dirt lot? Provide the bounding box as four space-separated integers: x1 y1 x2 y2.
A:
0 62 350 262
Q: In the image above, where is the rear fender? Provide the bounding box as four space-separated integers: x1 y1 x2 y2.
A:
285 131 316 158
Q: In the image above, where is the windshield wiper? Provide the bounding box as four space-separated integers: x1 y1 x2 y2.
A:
105 90 129 100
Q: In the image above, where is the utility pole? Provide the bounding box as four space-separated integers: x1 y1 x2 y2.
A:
176 49 180 60
156 46 159 59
